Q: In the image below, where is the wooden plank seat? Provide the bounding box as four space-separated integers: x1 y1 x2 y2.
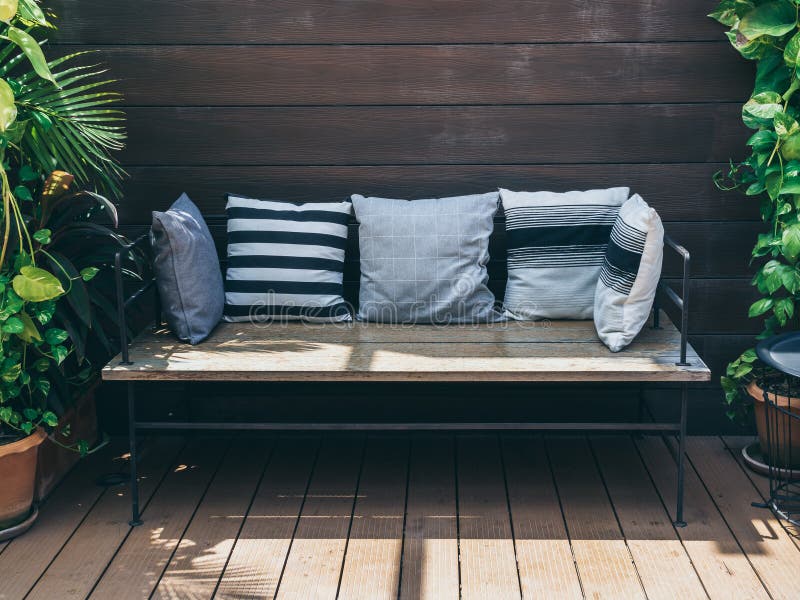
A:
103 311 708 383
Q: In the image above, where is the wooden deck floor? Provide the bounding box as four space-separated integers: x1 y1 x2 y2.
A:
0 434 798 599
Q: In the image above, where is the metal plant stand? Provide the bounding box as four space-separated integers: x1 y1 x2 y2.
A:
754 332 800 527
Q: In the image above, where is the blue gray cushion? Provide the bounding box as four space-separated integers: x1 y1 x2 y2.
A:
351 192 500 323
151 193 224 344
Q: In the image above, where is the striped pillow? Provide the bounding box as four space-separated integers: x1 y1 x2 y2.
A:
594 194 664 352
500 187 629 320
223 195 352 323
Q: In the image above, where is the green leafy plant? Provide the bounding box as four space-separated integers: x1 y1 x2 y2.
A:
0 1 126 450
711 1 800 419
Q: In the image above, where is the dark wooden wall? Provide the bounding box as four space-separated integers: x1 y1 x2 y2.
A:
50 1 757 433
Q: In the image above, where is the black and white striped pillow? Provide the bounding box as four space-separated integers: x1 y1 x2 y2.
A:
223 195 352 323
594 194 664 351
500 187 629 320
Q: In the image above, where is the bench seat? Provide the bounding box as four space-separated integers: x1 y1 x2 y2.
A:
103 310 710 383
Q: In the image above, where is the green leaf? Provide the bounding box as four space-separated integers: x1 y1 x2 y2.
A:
710 0 755 26
775 296 796 325
33 358 48 372
734 362 754 378
32 228 50 244
749 297 774 317
1 362 20 383
79 266 99 281
748 129 778 151
51 344 67 365
18 164 38 182
13 184 31 201
743 91 784 129
766 168 784 200
17 0 50 27
42 411 57 427
44 327 68 346
782 223 800 261
739 1 797 39
781 267 800 293
782 131 800 160
1 316 24 334
0 0 17 23
6 27 56 84
12 266 65 302
786 31 800 66
775 110 800 138
16 311 40 343
780 175 800 194
0 77 16 132
741 348 758 363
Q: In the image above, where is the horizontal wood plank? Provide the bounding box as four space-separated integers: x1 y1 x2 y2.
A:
102 316 710 383
119 164 760 224
55 43 751 106
120 105 745 166
49 0 724 44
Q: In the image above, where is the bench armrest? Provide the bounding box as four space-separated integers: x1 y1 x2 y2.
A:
654 234 691 366
114 233 158 365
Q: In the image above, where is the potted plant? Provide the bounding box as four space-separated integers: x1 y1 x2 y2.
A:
711 1 800 467
0 0 126 538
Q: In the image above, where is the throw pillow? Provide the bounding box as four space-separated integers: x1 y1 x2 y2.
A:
151 193 224 344
594 194 664 352
500 186 629 320
351 192 499 323
223 194 352 323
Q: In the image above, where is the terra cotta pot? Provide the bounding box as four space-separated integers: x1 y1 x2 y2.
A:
0 428 46 531
748 380 800 469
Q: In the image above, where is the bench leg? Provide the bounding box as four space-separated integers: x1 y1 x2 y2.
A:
128 382 143 527
674 383 688 528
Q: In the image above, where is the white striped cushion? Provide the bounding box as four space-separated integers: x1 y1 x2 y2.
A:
500 187 629 320
594 194 664 351
223 195 352 323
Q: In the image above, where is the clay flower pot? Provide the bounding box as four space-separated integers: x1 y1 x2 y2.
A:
748 380 800 469
0 428 46 534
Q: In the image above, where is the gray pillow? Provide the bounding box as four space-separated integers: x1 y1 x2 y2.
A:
152 193 224 344
352 192 499 323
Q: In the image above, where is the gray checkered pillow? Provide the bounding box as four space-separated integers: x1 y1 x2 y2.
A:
352 192 500 323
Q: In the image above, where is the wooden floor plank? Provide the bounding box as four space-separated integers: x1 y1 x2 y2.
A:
215 436 320 600
547 436 645 599
151 437 274 600
457 434 521 600
686 436 800 600
274 434 365 600
0 439 125 600
338 436 409 600
720 436 800 546
591 436 707 600
87 437 227 599
635 436 769 599
721 436 772 500
25 436 185 600
398 435 459 600
501 435 583 599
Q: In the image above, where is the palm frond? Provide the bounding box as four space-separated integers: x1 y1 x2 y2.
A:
14 52 127 199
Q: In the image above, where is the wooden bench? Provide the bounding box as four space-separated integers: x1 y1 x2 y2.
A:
104 234 710 528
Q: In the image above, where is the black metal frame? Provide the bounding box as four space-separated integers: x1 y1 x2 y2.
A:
114 233 694 528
